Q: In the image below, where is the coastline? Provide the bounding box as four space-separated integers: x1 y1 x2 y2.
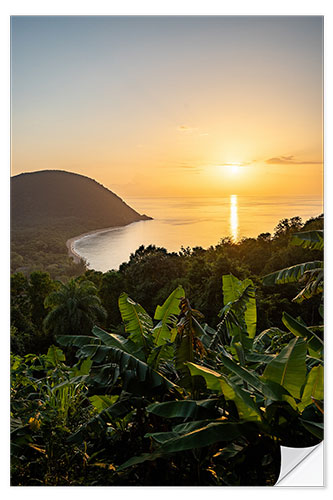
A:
66 223 140 264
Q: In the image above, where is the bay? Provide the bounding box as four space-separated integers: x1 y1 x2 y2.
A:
73 195 323 272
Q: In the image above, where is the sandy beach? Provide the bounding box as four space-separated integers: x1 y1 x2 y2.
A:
66 224 136 264
66 226 114 263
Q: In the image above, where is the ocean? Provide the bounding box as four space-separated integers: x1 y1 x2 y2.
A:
73 195 323 272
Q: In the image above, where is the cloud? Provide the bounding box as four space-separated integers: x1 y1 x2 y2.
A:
178 162 202 170
171 162 202 173
177 162 197 169
218 161 251 167
266 155 322 165
177 125 198 133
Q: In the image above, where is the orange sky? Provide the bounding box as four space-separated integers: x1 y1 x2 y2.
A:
11 16 323 198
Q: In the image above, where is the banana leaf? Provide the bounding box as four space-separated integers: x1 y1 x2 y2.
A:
77 344 179 393
292 268 324 303
56 334 100 348
187 360 288 401
117 421 244 471
291 230 323 251
262 338 307 399
282 312 323 352
153 286 185 345
222 274 257 338
262 261 323 286
118 292 153 353
298 365 324 412
147 399 218 419
219 377 262 421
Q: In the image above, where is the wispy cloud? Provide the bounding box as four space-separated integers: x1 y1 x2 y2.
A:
167 161 203 173
177 162 202 172
218 161 252 167
266 155 322 165
177 125 198 133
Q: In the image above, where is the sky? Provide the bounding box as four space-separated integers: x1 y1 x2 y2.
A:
11 16 323 198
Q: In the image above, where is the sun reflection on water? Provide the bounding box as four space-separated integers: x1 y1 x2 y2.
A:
230 194 239 241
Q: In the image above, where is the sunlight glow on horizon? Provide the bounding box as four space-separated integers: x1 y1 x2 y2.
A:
11 16 323 199
230 165 241 174
221 164 242 174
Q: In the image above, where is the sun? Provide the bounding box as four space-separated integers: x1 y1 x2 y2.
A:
221 164 241 174
230 165 240 174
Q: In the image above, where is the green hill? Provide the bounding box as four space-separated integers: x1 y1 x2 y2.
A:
11 170 150 230
11 170 151 278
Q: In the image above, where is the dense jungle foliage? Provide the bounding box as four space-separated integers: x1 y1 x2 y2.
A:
10 215 324 486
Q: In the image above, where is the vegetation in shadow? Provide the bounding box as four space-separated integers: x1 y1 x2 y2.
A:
10 215 323 485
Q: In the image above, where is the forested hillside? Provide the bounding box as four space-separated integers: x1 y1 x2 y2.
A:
11 170 151 278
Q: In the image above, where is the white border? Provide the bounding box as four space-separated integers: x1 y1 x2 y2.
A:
2 1 332 497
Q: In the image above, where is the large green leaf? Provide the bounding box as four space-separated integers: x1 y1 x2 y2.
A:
147 399 218 419
222 274 257 338
91 325 140 356
187 360 287 401
245 352 277 363
77 344 179 394
222 274 251 305
186 363 223 391
298 365 324 412
262 261 323 286
153 286 185 346
145 431 180 444
56 334 99 349
118 292 153 353
292 268 324 303
171 419 221 434
291 230 323 251
262 338 307 399
92 326 131 352
147 344 173 369
91 326 128 349
219 377 262 421
282 312 323 352
117 421 244 471
219 354 290 401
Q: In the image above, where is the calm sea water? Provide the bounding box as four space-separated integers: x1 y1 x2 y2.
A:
73 195 323 272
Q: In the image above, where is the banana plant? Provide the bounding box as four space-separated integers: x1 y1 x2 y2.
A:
262 230 324 304
58 286 210 410
56 270 323 484
114 271 323 481
117 330 321 470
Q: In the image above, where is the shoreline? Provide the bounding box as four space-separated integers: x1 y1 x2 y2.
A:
65 222 142 264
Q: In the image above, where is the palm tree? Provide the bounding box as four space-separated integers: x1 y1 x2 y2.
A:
43 279 107 338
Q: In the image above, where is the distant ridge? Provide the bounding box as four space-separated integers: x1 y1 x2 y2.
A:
11 170 152 232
